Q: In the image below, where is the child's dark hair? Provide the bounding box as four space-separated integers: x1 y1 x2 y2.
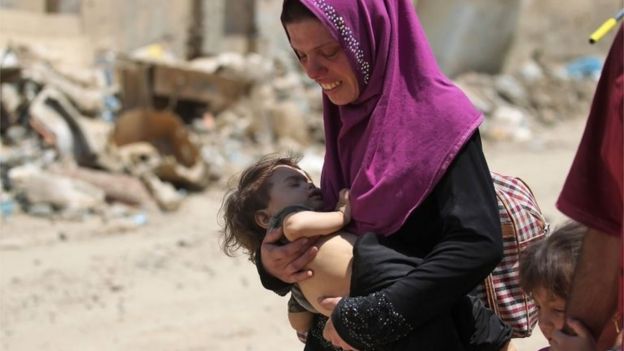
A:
220 153 302 262
281 0 317 24
519 221 587 299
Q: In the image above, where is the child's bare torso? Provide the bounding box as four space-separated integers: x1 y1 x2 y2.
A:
298 232 357 316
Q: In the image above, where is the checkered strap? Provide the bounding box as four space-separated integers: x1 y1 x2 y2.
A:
474 172 548 338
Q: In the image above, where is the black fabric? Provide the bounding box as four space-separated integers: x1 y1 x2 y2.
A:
255 205 309 296
452 295 513 351
327 232 510 351
373 131 503 328
332 290 413 350
257 132 510 349
273 205 320 312
256 248 290 296
309 300 465 351
350 233 424 294
268 205 313 236
305 315 342 351
289 294 308 313
334 310 466 351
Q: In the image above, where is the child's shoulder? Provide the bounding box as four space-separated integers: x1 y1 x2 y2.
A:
268 205 313 231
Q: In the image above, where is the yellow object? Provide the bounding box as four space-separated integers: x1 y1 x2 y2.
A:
590 18 618 44
147 44 165 59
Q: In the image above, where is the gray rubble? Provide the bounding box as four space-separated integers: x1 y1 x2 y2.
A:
0 44 601 221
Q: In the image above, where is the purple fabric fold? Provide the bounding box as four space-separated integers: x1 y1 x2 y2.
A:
294 0 483 235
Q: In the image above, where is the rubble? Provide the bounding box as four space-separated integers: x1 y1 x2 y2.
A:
48 164 158 211
455 57 600 139
0 42 601 222
8 164 106 217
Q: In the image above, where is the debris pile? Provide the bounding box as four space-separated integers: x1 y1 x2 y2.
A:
456 55 601 142
0 45 323 221
0 43 601 221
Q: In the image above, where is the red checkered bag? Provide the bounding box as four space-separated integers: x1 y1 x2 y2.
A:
474 172 548 337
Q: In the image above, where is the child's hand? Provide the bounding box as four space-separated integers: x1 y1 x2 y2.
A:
336 188 351 225
550 318 596 351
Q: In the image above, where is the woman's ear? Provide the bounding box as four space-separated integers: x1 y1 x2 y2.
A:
255 209 271 229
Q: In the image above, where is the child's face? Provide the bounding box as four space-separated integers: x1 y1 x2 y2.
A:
533 287 566 343
264 165 323 216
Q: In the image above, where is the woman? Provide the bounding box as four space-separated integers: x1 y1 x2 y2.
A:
258 0 508 349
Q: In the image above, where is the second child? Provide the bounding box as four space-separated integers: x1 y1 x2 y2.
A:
519 221 621 351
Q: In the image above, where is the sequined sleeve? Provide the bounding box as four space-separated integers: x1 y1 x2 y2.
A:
331 292 413 350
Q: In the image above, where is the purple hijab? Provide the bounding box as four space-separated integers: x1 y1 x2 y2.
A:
290 0 482 235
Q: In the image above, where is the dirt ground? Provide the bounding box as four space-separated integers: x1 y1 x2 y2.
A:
0 116 588 351
1 0 617 349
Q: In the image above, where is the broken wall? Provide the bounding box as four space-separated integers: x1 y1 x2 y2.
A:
80 0 190 58
416 0 622 76
505 0 621 70
416 0 523 77
254 0 299 65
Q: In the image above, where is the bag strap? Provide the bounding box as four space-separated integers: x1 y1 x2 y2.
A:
483 268 499 314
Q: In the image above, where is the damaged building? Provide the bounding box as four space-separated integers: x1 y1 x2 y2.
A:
0 0 612 220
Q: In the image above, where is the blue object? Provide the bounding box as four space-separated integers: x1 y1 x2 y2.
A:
0 199 14 218
132 213 148 226
566 56 604 80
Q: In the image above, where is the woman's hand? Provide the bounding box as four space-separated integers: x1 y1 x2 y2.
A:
323 317 359 350
550 319 596 351
336 189 351 225
260 226 318 283
320 297 359 351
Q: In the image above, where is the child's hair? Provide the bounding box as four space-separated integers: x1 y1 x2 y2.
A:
220 153 302 262
519 220 587 299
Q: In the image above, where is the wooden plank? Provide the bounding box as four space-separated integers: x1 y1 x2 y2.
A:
116 60 152 110
152 64 247 111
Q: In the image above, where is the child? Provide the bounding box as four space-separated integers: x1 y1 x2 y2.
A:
220 154 514 350
519 221 621 351
220 154 356 325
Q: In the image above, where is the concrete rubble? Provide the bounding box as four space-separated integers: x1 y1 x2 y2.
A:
0 43 601 222
455 57 599 142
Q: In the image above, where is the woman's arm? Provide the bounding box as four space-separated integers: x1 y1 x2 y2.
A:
384 133 503 323
331 133 504 347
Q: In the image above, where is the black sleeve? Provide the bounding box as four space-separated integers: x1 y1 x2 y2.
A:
332 132 504 344
255 251 291 296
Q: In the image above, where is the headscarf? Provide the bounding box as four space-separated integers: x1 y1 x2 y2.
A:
286 0 483 235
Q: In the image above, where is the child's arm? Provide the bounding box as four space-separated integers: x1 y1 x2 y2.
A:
283 210 345 240
283 189 351 241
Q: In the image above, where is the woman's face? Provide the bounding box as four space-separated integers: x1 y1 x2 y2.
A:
285 19 360 105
